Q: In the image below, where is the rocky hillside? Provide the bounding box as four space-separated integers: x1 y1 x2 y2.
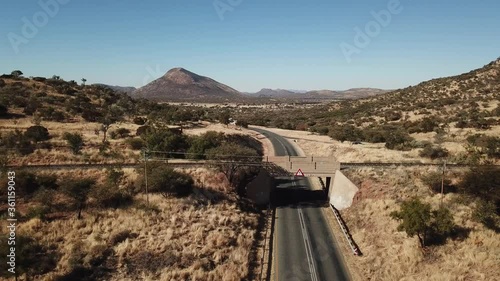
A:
235 58 500 163
132 68 243 102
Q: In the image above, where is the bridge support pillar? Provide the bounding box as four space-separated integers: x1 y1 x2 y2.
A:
325 176 332 195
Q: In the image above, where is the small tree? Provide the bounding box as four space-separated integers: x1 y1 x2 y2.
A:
390 198 432 247
98 106 124 143
11 70 23 78
142 126 189 157
63 132 84 154
81 78 87 86
431 206 456 238
218 110 231 127
206 143 260 195
62 178 95 219
391 198 457 247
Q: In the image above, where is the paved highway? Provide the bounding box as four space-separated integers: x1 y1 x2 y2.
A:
251 127 350 281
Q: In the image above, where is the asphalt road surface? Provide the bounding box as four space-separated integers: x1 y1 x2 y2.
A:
252 127 350 281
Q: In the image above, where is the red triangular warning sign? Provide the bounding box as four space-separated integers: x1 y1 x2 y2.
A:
295 169 305 177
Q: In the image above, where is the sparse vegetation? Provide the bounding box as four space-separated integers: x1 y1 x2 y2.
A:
24 125 50 142
207 143 260 196
390 198 457 248
147 165 194 197
61 177 96 219
63 132 84 155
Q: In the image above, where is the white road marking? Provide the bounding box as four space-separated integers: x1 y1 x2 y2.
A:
293 181 319 281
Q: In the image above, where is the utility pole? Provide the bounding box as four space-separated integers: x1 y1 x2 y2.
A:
440 160 447 206
143 149 149 206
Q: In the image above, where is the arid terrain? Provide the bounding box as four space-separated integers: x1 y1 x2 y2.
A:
0 58 499 281
256 126 499 280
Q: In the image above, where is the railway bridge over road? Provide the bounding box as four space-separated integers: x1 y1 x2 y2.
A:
251 127 351 281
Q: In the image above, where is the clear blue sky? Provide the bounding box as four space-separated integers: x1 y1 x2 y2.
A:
1 0 499 92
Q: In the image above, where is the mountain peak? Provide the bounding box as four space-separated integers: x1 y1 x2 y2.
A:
164 67 204 85
133 68 242 102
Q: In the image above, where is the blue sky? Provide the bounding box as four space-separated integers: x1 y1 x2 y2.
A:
1 0 499 92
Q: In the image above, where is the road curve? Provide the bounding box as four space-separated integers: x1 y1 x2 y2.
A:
251 127 350 281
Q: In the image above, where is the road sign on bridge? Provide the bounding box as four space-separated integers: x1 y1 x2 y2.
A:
295 169 305 177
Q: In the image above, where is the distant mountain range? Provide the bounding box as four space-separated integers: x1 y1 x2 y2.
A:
93 84 136 94
246 88 389 100
99 67 389 103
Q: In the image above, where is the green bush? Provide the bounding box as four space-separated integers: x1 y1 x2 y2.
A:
147 165 194 197
419 145 449 159
236 119 249 128
133 116 147 125
0 103 8 117
2 130 35 155
141 126 189 157
328 124 363 143
472 199 499 230
187 131 224 159
25 125 50 142
91 184 133 209
385 130 414 150
16 171 40 197
126 138 144 150
391 198 457 247
111 128 130 139
63 132 84 154
136 125 151 136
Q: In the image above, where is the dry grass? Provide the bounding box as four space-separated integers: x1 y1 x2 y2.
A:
251 126 423 163
251 125 500 164
338 168 500 281
0 116 143 165
1 168 261 281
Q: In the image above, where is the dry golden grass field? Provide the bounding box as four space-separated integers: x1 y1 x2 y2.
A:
0 168 264 281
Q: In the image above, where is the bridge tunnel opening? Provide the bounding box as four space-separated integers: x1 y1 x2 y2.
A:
271 177 329 208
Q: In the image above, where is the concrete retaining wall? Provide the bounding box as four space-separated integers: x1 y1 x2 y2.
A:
329 170 359 210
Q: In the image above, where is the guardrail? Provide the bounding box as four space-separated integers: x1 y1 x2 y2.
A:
317 177 361 256
258 205 274 281
330 205 361 256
